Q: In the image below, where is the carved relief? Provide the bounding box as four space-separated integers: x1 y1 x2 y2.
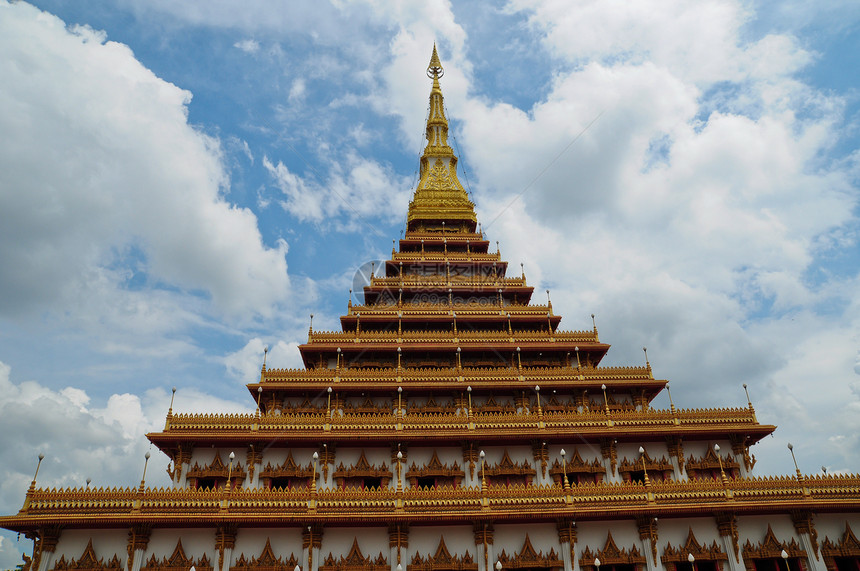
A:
406 450 464 488
821 524 860 571
496 535 563 570
333 451 391 489
320 539 387 571
791 511 819 558
549 449 606 485
618 451 674 482
409 537 476 571
140 540 213 571
579 532 646 570
230 538 299 571
478 450 536 486
715 513 740 563
685 448 739 480
259 451 313 489
662 529 727 567
52 540 122 571
186 453 246 490
742 526 806 571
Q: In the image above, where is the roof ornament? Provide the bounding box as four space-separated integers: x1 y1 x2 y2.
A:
427 43 444 79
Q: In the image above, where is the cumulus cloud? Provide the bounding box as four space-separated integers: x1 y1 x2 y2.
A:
0 359 256 566
263 153 412 229
0 1 290 320
223 337 305 385
425 0 860 473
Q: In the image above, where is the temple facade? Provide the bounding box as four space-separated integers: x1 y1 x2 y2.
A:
4 46 860 571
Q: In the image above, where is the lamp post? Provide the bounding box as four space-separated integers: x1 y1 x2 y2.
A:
396 451 403 493
312 452 319 491
139 451 151 491
256 386 263 414
534 385 542 415
397 386 403 417
327 387 333 419
496 562 502 571
787 443 801 477
30 453 45 491
479 450 486 489
688 553 695 571
226 451 235 491
594 558 601 571
560 448 570 491
639 446 649 483
780 549 789 571
467 386 473 418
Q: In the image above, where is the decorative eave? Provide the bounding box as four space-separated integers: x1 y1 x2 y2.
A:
4 473 859 532
146 407 774 451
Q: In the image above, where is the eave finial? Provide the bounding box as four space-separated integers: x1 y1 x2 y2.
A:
427 43 444 79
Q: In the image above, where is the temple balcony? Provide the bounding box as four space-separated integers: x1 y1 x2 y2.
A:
7 473 860 529
305 328 599 344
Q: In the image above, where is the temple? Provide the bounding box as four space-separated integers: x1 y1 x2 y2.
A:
3 45 860 571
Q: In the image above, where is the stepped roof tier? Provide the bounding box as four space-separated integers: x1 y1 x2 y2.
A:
3 45 859 571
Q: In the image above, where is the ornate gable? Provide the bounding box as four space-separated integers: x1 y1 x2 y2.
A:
686 447 739 473
230 538 299 571
141 539 212 571
334 451 390 479
409 537 477 571
187 453 246 481
497 535 562 569
662 529 727 563
260 451 313 480
406 451 464 481
821 524 860 571
321 539 387 571
742 525 806 564
52 540 122 571
580 532 646 569
481 450 536 478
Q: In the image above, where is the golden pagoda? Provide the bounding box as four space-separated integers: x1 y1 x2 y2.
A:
3 45 860 571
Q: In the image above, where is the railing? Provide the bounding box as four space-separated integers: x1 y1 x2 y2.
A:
163 405 759 432
13 473 860 520
307 329 597 344
347 302 552 315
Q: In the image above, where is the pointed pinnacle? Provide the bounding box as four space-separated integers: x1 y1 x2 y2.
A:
427 43 444 79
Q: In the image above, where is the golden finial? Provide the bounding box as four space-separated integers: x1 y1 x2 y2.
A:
427 43 444 79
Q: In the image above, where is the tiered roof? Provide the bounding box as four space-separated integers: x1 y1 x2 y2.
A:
4 45 859 539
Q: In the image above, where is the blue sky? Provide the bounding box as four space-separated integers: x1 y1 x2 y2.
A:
1 0 859 565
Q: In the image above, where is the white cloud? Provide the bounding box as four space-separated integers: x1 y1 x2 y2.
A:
234 38 260 53
223 337 305 386
263 153 412 229
0 1 290 321
0 359 257 565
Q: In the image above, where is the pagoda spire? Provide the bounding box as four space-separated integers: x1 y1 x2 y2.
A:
407 45 476 232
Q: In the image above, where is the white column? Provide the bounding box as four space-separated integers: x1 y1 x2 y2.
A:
719 536 745 571
797 534 827 571
640 538 659 571
220 548 234 571
559 541 573 571
130 550 145 571
36 552 54 571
